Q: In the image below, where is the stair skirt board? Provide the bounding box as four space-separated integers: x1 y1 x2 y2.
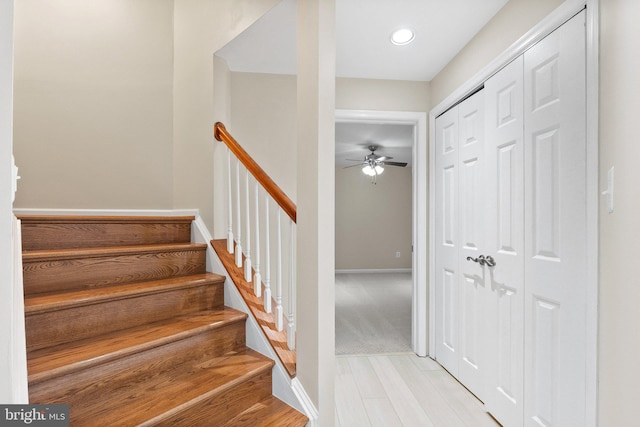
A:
15 208 316 426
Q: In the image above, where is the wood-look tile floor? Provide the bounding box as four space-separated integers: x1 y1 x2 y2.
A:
335 353 500 427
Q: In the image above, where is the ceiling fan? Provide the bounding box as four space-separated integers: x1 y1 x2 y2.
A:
344 145 407 182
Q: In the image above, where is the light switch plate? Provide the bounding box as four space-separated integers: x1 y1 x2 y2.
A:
601 166 614 213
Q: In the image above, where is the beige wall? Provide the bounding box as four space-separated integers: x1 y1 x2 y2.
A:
12 0 280 229
598 0 640 423
296 0 336 423
336 77 430 112
229 72 297 201
335 78 428 271
212 56 233 238
429 0 564 108
172 0 280 231
226 72 428 245
13 0 175 210
225 74 430 210
335 166 412 270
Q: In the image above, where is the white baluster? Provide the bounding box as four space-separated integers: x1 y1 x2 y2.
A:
235 159 243 268
254 183 262 297
287 219 295 350
275 209 283 332
263 196 272 313
227 149 234 254
244 170 252 282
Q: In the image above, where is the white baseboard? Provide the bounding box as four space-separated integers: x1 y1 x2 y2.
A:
291 377 319 426
335 268 412 274
12 208 200 217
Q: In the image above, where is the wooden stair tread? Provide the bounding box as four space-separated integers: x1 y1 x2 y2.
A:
27 308 247 384
22 242 207 261
73 349 274 426
25 273 225 314
222 395 309 427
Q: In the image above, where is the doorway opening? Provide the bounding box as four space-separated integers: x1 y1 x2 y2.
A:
335 109 427 356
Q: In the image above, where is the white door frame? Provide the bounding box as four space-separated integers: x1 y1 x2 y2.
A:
428 0 598 425
335 109 428 356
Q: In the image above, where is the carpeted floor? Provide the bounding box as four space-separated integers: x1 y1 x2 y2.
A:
335 272 412 355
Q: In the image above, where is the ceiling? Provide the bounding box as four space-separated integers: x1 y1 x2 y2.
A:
215 0 510 167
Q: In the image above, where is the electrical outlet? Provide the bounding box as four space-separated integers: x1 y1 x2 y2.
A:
395 251 401 258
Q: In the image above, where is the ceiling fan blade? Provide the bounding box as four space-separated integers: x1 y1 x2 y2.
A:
345 158 365 162
381 161 408 167
343 163 365 169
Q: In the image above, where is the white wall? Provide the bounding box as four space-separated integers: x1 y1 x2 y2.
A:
335 166 412 270
13 0 175 210
598 0 640 423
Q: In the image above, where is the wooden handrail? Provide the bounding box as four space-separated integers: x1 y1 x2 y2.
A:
214 122 297 223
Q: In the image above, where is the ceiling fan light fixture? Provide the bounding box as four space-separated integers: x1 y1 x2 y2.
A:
362 165 384 176
390 28 415 46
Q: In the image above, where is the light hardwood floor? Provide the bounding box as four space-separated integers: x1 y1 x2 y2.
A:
335 273 500 426
335 353 500 427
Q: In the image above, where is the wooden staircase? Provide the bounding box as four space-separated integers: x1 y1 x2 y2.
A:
19 215 308 427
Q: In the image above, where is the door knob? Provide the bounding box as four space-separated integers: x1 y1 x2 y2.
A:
466 255 496 267
466 255 487 266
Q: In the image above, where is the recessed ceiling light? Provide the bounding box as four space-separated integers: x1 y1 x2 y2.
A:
390 28 415 46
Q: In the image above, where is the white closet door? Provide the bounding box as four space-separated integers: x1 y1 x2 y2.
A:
523 10 586 427
434 106 460 376
484 56 525 427
457 90 487 400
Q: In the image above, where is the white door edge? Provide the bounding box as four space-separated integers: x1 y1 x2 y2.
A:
335 109 428 357
584 2 599 426
427 2 599 427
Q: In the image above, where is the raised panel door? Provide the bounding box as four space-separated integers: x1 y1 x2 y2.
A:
523 10 587 427
434 106 460 376
457 90 488 400
484 55 525 427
